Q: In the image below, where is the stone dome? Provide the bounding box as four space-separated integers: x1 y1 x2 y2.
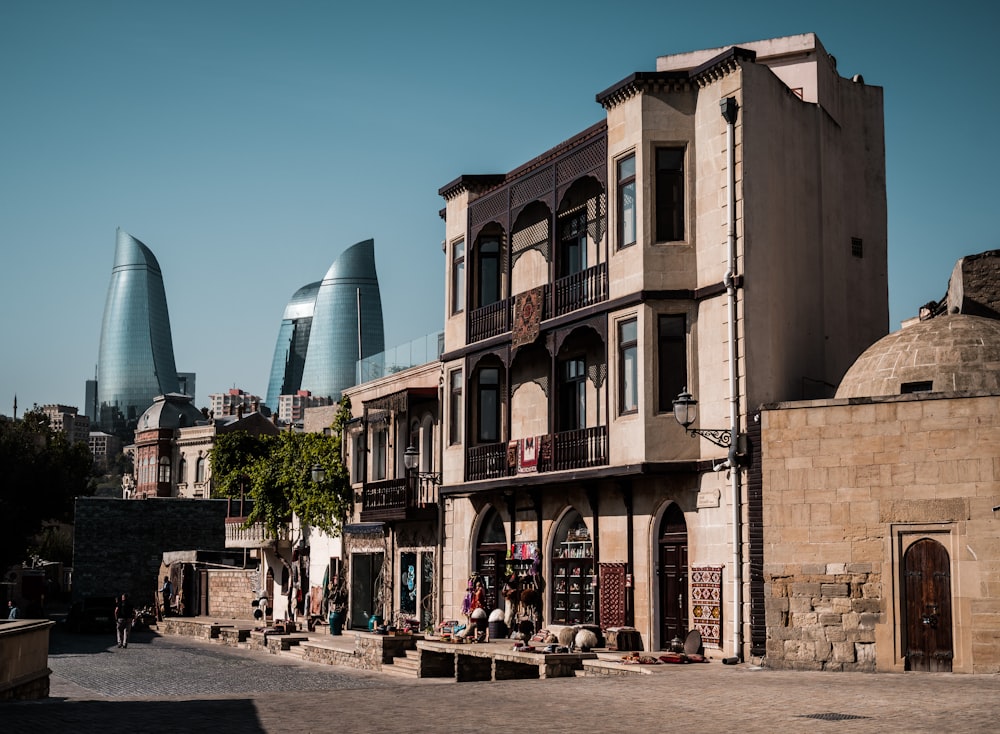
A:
136 393 205 431
836 314 1000 398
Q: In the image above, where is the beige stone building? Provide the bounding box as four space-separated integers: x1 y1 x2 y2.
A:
435 33 887 658
760 263 1000 673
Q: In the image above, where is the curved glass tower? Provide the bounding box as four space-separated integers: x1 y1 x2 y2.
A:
265 281 321 410
97 229 180 436
299 239 385 401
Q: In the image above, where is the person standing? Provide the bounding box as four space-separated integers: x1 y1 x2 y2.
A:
160 576 174 618
115 593 135 648
7 600 20 619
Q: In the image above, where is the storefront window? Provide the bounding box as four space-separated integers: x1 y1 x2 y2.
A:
552 510 595 625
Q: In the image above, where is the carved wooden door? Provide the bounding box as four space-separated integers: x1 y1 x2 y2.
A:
903 538 953 672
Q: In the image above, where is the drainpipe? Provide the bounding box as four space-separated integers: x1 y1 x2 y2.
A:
720 96 743 660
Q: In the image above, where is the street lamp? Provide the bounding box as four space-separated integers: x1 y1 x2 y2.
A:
311 464 326 483
404 445 441 484
672 388 734 449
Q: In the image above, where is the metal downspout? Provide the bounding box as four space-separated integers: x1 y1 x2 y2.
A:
721 96 743 660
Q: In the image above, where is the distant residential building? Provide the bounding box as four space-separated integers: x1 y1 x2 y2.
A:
40 404 90 445
89 431 122 471
210 389 264 418
277 390 331 425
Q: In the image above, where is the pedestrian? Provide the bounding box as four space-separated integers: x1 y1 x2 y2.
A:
160 576 174 618
115 593 135 648
7 600 20 619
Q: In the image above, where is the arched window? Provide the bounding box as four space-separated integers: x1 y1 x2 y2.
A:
195 456 206 483
552 510 594 625
178 457 187 484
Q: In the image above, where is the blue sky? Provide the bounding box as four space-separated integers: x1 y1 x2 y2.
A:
2 1 997 413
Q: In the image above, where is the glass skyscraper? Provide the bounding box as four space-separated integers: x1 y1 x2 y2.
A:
265 280 320 410
298 239 385 402
96 229 181 436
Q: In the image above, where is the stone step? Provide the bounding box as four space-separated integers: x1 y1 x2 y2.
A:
385 653 419 676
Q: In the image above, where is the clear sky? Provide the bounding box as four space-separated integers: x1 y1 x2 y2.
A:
2 1 997 413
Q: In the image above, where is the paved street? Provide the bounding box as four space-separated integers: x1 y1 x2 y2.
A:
2 626 999 733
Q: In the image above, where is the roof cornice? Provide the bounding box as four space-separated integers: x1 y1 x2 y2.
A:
596 46 757 109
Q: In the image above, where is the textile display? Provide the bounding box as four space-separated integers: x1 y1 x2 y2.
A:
518 437 538 473
512 287 543 348
599 562 627 629
690 565 723 647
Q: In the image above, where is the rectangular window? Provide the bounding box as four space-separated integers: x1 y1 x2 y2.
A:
617 154 636 249
619 319 638 414
374 429 387 480
655 147 685 242
657 315 688 412
559 358 587 431
477 367 500 443
476 237 501 307
558 210 589 278
451 239 465 314
449 369 463 445
352 433 365 483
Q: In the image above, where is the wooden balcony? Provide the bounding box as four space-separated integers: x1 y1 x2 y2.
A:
465 425 608 481
224 497 289 549
468 297 511 343
360 477 438 523
550 263 608 319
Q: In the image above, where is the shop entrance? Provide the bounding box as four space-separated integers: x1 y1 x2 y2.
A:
903 538 953 672
658 503 688 648
350 552 384 630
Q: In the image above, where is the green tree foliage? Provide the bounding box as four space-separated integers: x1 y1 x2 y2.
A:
209 398 353 538
0 409 94 569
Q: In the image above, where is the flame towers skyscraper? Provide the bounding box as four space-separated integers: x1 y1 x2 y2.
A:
96 229 181 436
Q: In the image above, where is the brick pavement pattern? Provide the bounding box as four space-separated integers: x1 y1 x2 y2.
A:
2 627 998 733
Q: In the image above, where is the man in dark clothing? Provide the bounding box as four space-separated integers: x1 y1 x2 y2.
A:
160 576 174 618
115 593 134 648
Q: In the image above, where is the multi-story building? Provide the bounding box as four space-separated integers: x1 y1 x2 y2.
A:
298 238 385 402
95 229 186 438
266 281 320 411
304 358 441 632
209 388 264 419
276 390 331 426
436 33 887 659
39 404 90 445
88 431 122 471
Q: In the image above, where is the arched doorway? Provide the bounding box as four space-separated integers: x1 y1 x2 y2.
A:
903 538 953 672
658 503 688 648
474 508 508 611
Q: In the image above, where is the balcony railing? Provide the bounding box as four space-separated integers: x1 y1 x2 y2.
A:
361 477 438 522
551 263 608 318
467 442 513 481
468 297 512 343
552 425 608 471
466 425 609 481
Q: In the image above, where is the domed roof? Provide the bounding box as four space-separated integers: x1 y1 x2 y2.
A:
836 314 1000 398
137 393 205 431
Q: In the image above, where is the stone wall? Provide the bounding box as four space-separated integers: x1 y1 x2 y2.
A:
765 563 879 672
760 393 1000 674
73 497 227 605
206 569 255 619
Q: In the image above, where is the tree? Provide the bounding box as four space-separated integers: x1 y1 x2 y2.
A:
210 397 353 539
0 409 95 569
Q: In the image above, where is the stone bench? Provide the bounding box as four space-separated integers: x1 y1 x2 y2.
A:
417 640 596 681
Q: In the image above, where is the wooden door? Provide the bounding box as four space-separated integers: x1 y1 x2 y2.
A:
658 504 688 648
903 538 953 672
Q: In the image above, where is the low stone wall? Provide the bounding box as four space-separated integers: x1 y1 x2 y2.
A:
0 619 54 700
764 563 880 672
299 633 419 671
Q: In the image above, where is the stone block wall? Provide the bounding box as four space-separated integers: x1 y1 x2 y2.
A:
206 569 255 619
73 497 227 605
764 563 879 672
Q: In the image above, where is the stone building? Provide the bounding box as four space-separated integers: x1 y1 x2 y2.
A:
759 256 1000 673
435 33 886 658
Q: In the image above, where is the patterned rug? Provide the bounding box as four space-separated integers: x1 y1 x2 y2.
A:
690 565 723 647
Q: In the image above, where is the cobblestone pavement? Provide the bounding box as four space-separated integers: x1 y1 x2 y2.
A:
2 627 999 733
